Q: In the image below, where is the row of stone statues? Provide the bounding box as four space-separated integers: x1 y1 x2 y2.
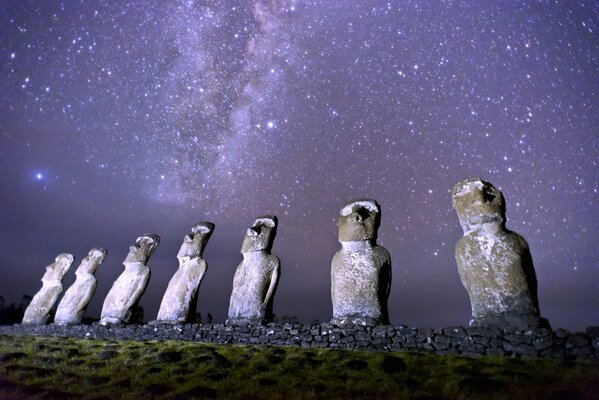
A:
21 178 550 330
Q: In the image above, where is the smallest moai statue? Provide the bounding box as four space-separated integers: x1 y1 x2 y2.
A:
99 234 159 325
227 216 280 326
54 248 107 325
331 199 391 327
22 253 74 325
152 222 215 324
452 178 550 330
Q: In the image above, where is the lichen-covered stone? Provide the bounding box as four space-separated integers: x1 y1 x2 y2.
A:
452 178 549 330
54 248 107 325
331 199 391 326
152 222 214 324
22 253 74 325
99 234 159 325
227 216 280 326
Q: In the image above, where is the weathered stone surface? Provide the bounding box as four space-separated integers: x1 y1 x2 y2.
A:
452 178 548 330
331 199 391 326
54 248 107 325
99 234 159 325
153 222 214 324
22 254 74 325
227 216 280 326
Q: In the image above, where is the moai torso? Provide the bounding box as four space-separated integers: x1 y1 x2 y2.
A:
452 178 548 330
331 199 391 326
227 216 280 325
54 248 107 325
22 253 74 325
154 222 214 324
100 234 159 325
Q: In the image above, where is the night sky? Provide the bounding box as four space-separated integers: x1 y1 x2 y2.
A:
1 1 597 331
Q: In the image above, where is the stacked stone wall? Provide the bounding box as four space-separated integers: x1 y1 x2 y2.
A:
1 323 597 361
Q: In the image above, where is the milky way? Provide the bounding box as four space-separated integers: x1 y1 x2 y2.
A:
1 1 597 329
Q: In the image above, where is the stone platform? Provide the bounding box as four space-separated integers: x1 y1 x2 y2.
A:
1 323 597 361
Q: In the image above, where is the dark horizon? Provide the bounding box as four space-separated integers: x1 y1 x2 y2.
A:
1 1 597 331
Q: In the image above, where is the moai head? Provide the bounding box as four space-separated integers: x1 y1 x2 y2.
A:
338 199 381 242
43 253 74 281
79 247 108 274
241 216 278 253
177 222 215 262
452 178 505 234
124 234 160 264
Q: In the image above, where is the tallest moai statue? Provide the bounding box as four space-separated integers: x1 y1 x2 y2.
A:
452 178 550 330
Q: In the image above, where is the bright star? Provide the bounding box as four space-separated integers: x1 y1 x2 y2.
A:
35 173 43 180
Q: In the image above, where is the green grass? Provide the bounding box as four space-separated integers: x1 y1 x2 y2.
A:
0 334 597 399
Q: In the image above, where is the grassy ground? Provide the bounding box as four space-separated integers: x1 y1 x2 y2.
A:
0 334 598 399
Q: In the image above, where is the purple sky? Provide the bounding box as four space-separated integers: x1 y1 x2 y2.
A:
1 1 597 330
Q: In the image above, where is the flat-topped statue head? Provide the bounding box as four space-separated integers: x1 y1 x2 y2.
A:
43 253 74 281
241 215 278 253
124 234 160 264
452 178 505 234
79 247 107 274
177 222 215 262
338 199 381 242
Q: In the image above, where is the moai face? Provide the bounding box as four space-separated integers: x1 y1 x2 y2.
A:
80 247 108 274
241 216 278 253
44 253 74 280
124 234 160 263
338 199 380 242
177 222 215 262
452 178 505 234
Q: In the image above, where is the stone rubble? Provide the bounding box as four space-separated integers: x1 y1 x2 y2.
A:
1 323 597 362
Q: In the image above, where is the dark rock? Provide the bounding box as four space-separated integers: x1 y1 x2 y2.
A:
0 352 27 362
147 366 163 374
141 383 172 396
211 352 232 369
98 350 117 360
566 333 589 348
344 359 367 370
83 376 110 385
380 355 406 374
443 326 466 337
155 351 182 362
585 326 599 336
174 385 218 399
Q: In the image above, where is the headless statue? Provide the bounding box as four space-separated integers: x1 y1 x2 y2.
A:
22 253 74 325
452 178 549 330
152 222 215 324
99 234 159 325
227 216 280 326
54 248 107 325
331 199 391 326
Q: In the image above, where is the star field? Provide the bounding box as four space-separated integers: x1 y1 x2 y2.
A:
0 1 597 329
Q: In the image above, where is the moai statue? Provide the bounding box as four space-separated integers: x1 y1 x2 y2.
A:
452 178 549 330
152 222 215 324
22 253 74 325
227 216 280 326
54 248 107 325
99 234 159 325
331 199 392 326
